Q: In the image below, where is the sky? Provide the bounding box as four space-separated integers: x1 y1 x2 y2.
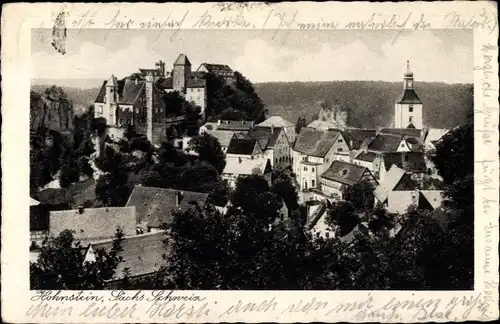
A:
31 29 473 84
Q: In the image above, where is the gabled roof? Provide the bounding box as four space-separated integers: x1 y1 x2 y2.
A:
208 130 236 148
367 133 404 152
174 53 191 66
321 160 371 186
342 128 378 150
106 75 118 87
199 63 234 75
126 186 209 229
419 190 444 210
248 126 284 149
382 152 426 172
293 128 340 157
396 89 422 104
223 157 270 176
227 138 259 155
87 231 166 281
217 120 254 131
354 151 377 162
424 128 449 145
374 165 406 203
257 116 294 128
380 128 422 138
49 207 137 245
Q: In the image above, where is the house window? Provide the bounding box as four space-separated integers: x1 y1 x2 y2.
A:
304 167 307 171
337 148 343 152
312 179 315 187
338 139 343 143
304 181 308 189
312 167 315 172
409 106 413 112
98 106 103 114
405 155 409 162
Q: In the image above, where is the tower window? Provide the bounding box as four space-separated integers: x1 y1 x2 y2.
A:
409 106 413 112
409 116 413 123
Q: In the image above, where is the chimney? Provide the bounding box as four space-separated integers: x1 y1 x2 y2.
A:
77 206 84 214
145 72 154 145
176 191 183 206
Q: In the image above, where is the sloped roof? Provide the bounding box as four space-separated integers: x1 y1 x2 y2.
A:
199 63 234 75
367 133 404 152
407 122 416 129
424 128 449 145
374 165 406 202
396 89 422 104
380 128 422 138
94 81 107 103
155 74 206 90
257 116 294 128
342 128 377 150
248 126 283 149
119 79 144 105
307 120 339 131
227 138 259 155
223 157 269 176
382 152 426 172
208 130 236 148
107 75 118 87
420 190 444 209
88 231 167 281
321 160 370 186
49 207 137 245
354 151 377 162
218 120 254 131
126 186 208 229
293 128 340 157
174 53 191 66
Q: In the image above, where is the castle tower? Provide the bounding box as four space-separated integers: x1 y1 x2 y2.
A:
173 54 191 94
394 61 423 129
105 75 118 125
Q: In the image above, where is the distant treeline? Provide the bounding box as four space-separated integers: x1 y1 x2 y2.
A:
254 81 473 129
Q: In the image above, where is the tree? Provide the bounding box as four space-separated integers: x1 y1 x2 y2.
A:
295 116 307 134
342 180 375 213
95 146 130 206
326 201 358 236
30 229 124 289
188 133 226 174
44 85 67 100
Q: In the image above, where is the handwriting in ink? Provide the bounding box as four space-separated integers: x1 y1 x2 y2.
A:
104 10 135 29
262 9 298 45
192 10 253 29
219 298 277 318
444 8 498 34
146 301 211 319
79 302 137 320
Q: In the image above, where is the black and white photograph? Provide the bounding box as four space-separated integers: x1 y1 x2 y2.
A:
28 27 476 291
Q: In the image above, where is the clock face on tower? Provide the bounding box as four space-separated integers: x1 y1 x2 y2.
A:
408 80 413 88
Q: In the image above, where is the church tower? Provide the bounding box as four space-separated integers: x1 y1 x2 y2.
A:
394 61 423 129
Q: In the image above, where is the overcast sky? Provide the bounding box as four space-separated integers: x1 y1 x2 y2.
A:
31 29 473 84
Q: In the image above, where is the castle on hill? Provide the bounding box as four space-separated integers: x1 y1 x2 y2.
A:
93 53 236 145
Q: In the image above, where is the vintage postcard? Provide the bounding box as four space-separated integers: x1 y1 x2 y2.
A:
1 1 499 322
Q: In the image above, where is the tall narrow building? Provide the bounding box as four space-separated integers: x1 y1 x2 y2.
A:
394 61 423 129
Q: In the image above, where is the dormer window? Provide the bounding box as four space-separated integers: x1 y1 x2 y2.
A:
409 106 413 112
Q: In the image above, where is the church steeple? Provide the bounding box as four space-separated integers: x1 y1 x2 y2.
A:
403 60 414 90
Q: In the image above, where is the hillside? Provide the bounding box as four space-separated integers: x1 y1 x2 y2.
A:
254 81 473 129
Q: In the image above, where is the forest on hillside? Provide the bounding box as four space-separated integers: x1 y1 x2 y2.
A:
254 81 473 129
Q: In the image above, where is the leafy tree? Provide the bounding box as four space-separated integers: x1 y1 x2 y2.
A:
188 133 226 174
90 117 107 136
326 201 358 236
163 91 188 116
342 179 375 213
30 228 124 289
95 146 130 206
44 85 68 100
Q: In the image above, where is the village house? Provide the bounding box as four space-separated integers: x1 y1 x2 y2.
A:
196 63 236 86
292 127 350 191
257 116 296 143
319 160 378 200
48 207 137 245
126 185 209 232
226 137 265 160
341 128 377 162
246 125 291 168
83 231 166 286
222 156 272 190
